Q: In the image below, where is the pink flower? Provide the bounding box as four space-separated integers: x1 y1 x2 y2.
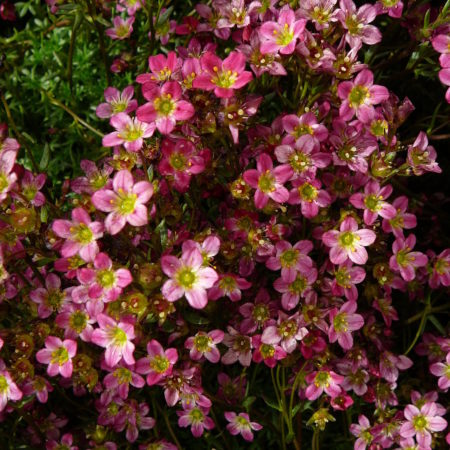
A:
322 217 376 265
259 7 306 55
77 252 132 303
36 336 77 378
266 239 314 283
389 235 428 282
336 0 381 47
96 86 137 118
208 274 251 302
261 311 308 353
428 249 450 289
252 335 287 368
135 339 178 386
52 208 103 262
330 261 366 301
350 181 396 225
288 178 332 218
105 16 135 40
224 412 262 442
375 0 403 18
382 196 417 238
177 406 215 437
243 153 292 209
281 113 329 149
92 170 153 235
222 327 253 367
305 369 344 400
430 353 450 391
350 415 373 450
274 136 331 179
338 70 389 122
137 51 180 85
158 138 208 193
91 314 135 367
0 146 18 202
399 402 447 449
30 273 69 318
137 81 194 134
328 301 364 350
185 330 224 363
379 351 412 382
407 132 441 175
19 170 46 206
0 370 22 411
193 51 253 98
273 267 318 310
102 113 155 152
55 304 94 342
46 433 78 450
161 245 218 309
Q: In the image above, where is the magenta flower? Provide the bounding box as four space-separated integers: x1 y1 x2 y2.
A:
381 196 417 238
338 70 389 122
105 16 135 40
30 273 68 318
407 132 442 175
102 113 155 152
225 412 262 442
36 336 77 378
331 261 366 302
375 0 403 18
266 239 313 282
328 301 364 350
55 304 94 342
259 7 306 55
243 153 292 209
137 81 194 134
288 178 332 218
379 351 412 382
161 245 218 309
103 365 145 399
350 180 396 225
193 51 253 98
158 138 207 193
46 433 78 450
52 207 103 262
96 86 137 119
322 217 376 265
177 406 215 437
137 51 179 85
430 353 450 391
208 274 252 302
399 402 447 449
185 330 224 363
0 370 22 411
91 314 135 367
305 369 344 400
92 170 153 235
252 335 287 368
135 340 178 386
336 0 381 47
389 235 428 282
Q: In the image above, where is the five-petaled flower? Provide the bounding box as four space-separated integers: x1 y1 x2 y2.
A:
36 336 77 378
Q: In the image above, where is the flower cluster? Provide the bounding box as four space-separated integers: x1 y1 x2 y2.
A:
0 0 449 449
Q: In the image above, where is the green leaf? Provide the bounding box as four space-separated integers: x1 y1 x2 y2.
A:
39 142 50 170
184 311 210 325
428 314 446 335
262 395 282 412
242 396 256 409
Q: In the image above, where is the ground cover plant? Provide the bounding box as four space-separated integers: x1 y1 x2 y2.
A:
0 0 450 448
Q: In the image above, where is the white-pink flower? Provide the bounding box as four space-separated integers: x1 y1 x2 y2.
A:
161 245 218 309
185 330 224 363
328 301 364 350
0 370 22 411
91 170 153 235
36 336 77 378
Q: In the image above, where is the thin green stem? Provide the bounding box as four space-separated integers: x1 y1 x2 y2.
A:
405 293 431 355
